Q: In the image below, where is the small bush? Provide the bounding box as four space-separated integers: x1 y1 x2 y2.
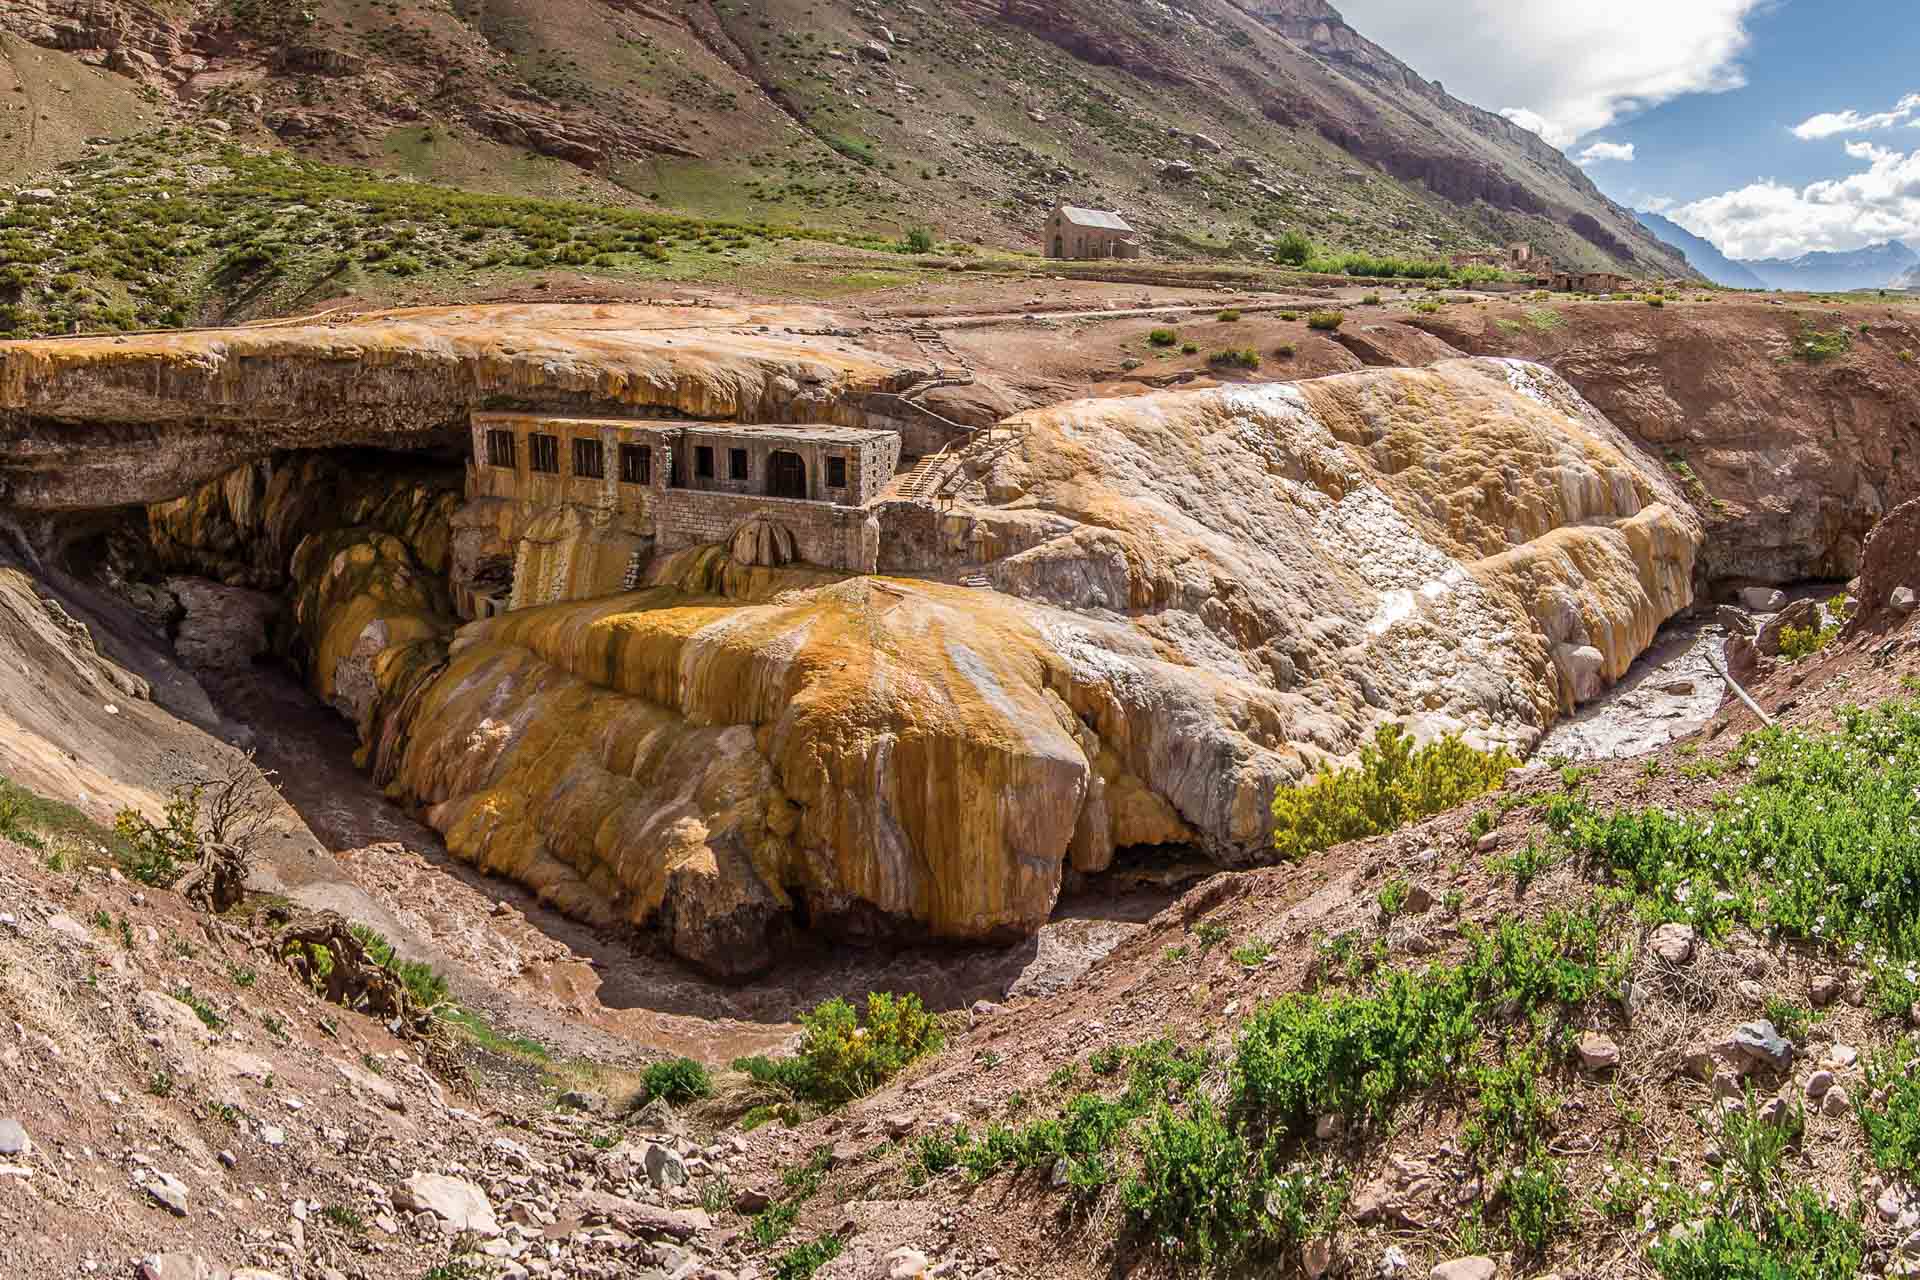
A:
1362 293 1382 306
115 786 203 887
1147 328 1178 347
1777 623 1837 662
640 1057 712 1106
1274 342 1296 357
1180 341 1199 355
1123 1099 1266 1264
1307 310 1344 331
1208 347 1261 370
733 992 942 1107
1794 327 1852 362
773 1235 845 1280
901 227 935 254
1273 230 1313 266
1217 309 1242 322
1272 724 1517 860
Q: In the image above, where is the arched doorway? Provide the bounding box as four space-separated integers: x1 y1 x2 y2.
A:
768 450 807 499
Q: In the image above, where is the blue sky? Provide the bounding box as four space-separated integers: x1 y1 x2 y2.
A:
1331 0 1920 259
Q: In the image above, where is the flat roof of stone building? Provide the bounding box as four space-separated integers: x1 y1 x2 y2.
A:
472 411 895 447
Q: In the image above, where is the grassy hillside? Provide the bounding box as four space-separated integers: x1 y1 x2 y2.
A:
0 130 937 337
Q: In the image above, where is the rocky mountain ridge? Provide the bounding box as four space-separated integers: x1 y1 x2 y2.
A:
0 0 1680 273
1742 238 1918 293
1634 211 1770 290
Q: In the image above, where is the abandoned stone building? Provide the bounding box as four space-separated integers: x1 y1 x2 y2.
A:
1044 206 1142 260
464 411 901 615
1549 269 1635 294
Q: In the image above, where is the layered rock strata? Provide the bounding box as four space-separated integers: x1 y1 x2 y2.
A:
85 332 1698 977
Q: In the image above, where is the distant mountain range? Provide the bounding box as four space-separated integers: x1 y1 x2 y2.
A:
1636 213 1918 292
1744 240 1918 292
1634 213 1768 290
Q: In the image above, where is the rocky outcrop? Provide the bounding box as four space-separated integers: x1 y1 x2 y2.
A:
1409 301 1920 586
43 320 1697 978
0 304 915 517
313 359 1693 975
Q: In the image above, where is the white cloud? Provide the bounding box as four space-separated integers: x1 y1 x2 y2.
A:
1330 0 1763 148
1640 196 1677 213
1673 146 1920 258
1791 94 1920 140
1846 141 1896 163
1576 141 1637 165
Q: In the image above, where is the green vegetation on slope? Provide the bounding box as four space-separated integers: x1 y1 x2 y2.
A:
0 129 929 338
1271 723 1517 860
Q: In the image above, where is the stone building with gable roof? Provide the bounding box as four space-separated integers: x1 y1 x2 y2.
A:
1044 205 1142 260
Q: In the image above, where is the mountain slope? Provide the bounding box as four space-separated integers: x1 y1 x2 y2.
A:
0 0 1681 274
1742 239 1918 292
1635 211 1769 289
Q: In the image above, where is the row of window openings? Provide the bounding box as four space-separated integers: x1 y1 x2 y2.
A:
486 431 849 488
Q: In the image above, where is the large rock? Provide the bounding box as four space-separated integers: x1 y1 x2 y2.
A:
1754 597 1820 657
395 1173 501 1237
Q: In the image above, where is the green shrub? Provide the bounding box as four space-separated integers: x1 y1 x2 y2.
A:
1649 1186 1861 1280
1793 327 1852 362
1123 1100 1262 1263
1274 342 1296 357
901 227 935 254
639 1057 712 1106
1208 347 1261 370
1273 230 1313 266
733 992 942 1107
114 786 203 887
1217 309 1242 322
1272 723 1517 860
1549 697 1920 965
1306 310 1344 331
1503 1150 1571 1253
348 925 450 1011
1180 341 1199 355
1362 293 1382 306
773 1235 845 1280
1147 328 1178 346
1777 623 1837 662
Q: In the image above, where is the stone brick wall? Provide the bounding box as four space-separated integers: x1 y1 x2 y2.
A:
654 489 875 571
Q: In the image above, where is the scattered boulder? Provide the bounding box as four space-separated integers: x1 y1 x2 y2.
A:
860 40 890 61
884 1248 930 1279
1822 1084 1851 1117
396 1173 501 1237
0 1118 29 1158
1809 974 1843 1007
1576 1032 1620 1071
147 1171 190 1216
1732 1020 1793 1071
1895 586 1918 613
1805 1071 1835 1100
1431 1259 1496 1280
1738 587 1786 612
1648 922 1696 965
1755 598 1820 657
643 1141 688 1189
1716 605 1756 637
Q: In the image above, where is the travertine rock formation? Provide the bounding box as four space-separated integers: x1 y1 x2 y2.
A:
11 313 1700 976
0 303 912 515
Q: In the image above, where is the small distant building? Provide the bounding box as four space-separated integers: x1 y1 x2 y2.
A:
1549 270 1635 294
1045 206 1141 260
